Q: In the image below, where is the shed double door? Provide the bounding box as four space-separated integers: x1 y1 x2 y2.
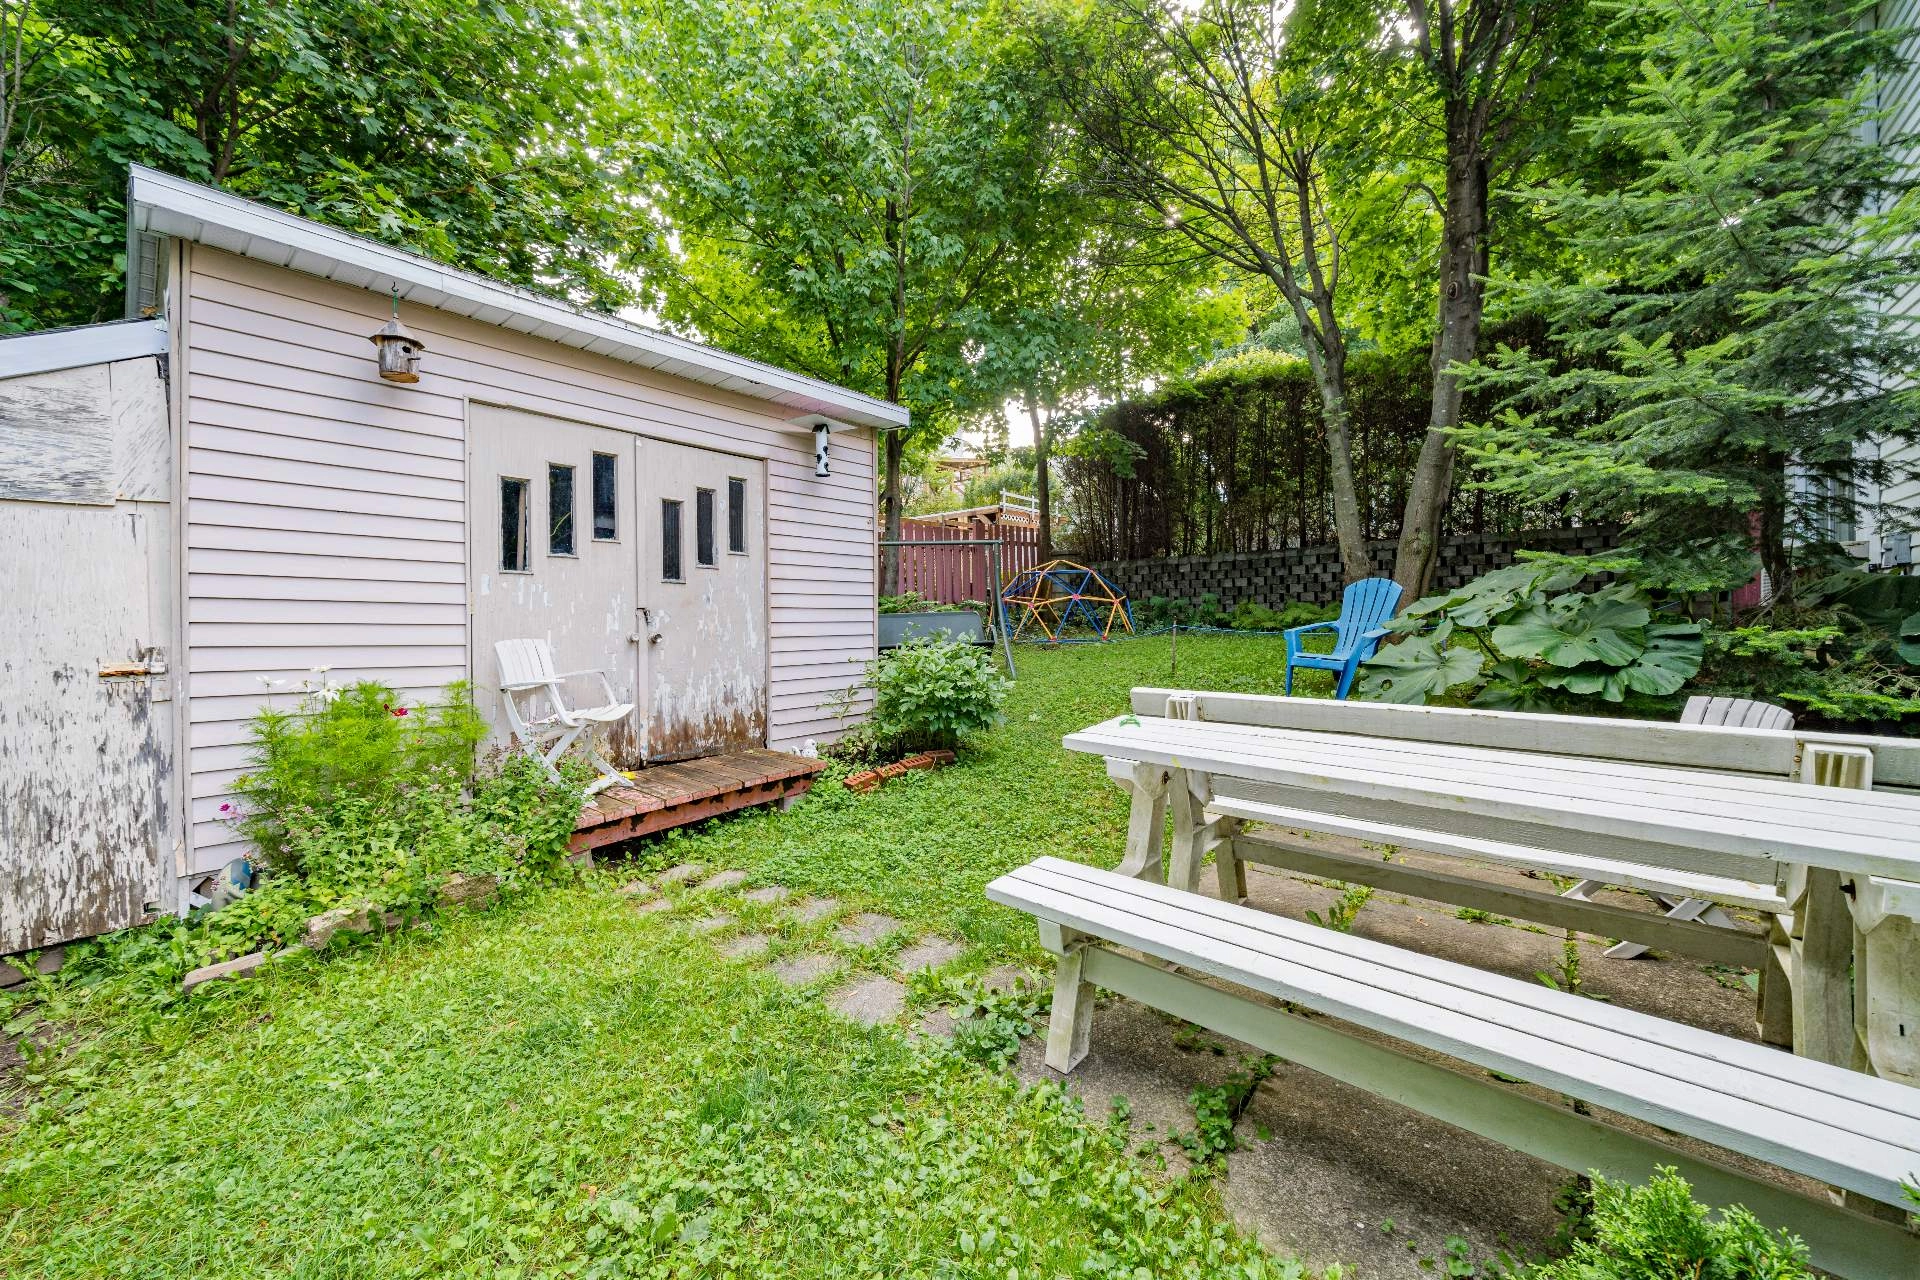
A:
468 405 766 766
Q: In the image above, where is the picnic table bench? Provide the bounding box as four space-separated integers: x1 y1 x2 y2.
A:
987 857 1920 1278
988 689 1920 1276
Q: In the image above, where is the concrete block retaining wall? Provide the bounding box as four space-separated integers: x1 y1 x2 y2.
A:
1088 526 1622 609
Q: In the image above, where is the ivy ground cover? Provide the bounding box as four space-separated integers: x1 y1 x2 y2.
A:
0 635 1309 1279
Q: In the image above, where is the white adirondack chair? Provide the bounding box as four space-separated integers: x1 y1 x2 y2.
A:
494 638 634 797
1564 694 1796 958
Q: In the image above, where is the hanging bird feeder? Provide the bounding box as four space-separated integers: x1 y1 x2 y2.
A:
369 288 425 383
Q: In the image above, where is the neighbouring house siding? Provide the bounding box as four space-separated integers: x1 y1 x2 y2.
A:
1879 3 1920 549
180 244 877 874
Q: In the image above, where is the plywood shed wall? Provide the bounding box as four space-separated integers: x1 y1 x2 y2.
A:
0 344 178 952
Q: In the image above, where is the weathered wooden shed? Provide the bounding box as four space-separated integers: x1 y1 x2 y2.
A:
0 165 902 955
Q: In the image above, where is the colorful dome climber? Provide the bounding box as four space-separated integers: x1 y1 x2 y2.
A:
999 559 1135 644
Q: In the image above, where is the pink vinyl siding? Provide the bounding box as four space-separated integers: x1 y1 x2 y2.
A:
180 245 877 872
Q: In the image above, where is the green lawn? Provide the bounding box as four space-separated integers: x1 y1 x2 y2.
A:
1 634 1321 1280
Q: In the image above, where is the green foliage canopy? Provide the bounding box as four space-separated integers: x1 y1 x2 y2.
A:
1 0 633 332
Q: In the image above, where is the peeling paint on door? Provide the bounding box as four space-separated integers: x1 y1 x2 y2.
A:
1 357 174 953
639 439 768 761
468 405 646 767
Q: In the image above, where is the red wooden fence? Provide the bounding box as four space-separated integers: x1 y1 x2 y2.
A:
885 518 1042 605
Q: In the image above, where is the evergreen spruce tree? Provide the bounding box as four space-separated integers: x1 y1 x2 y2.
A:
1457 0 1920 600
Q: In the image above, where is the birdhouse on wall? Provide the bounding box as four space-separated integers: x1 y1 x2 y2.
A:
369 290 425 383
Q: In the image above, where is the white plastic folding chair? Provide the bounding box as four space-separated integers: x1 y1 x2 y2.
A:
494 638 634 796
1564 695 1796 958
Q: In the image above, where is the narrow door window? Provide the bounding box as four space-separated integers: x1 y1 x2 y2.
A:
661 498 684 581
727 477 747 554
592 451 618 540
500 476 531 572
548 463 576 555
695 487 717 567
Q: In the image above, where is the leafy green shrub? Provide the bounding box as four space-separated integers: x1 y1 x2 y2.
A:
868 636 1010 753
1136 594 1335 632
1358 559 1703 712
198 748 582 969
878 591 969 614
1521 1168 1810 1279
1684 570 1920 731
232 680 487 875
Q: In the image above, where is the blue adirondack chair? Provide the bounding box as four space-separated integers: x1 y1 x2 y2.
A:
1284 577 1404 699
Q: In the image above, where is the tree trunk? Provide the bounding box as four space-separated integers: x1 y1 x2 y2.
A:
1322 390 1370 583
880 429 904 596
1395 153 1489 599
1298 342 1369 583
1757 450 1793 609
1026 395 1054 563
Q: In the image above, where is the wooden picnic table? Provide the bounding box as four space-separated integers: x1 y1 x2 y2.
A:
1064 691 1920 1088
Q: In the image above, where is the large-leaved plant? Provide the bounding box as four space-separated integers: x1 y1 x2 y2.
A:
1358 559 1703 712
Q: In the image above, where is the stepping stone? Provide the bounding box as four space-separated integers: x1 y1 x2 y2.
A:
744 885 790 906
699 869 749 893
632 898 673 915
916 1007 958 1041
982 965 1034 994
829 976 907 1026
771 953 840 988
895 938 965 974
788 896 839 923
659 863 705 885
689 914 734 934
720 934 772 961
834 912 901 947
616 880 653 897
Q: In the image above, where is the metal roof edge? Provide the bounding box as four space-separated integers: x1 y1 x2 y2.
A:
0 318 170 381
123 165 909 431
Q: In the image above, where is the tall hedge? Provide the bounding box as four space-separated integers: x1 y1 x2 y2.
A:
1063 347 1575 561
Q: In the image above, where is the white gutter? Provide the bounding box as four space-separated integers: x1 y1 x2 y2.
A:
0 318 170 380
123 165 909 431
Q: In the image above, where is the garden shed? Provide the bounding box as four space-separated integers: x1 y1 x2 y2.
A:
0 164 904 956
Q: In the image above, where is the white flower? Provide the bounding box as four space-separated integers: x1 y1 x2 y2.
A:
258 676 286 690
316 687 342 704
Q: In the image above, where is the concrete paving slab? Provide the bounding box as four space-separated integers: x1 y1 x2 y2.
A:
743 885 790 906
658 863 705 885
720 934 772 961
834 912 901 947
895 938 965 974
771 953 840 988
829 975 907 1026
982 965 1038 995
916 1008 958 1041
631 898 673 915
788 896 839 923
616 880 654 898
698 869 750 893
688 914 734 934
